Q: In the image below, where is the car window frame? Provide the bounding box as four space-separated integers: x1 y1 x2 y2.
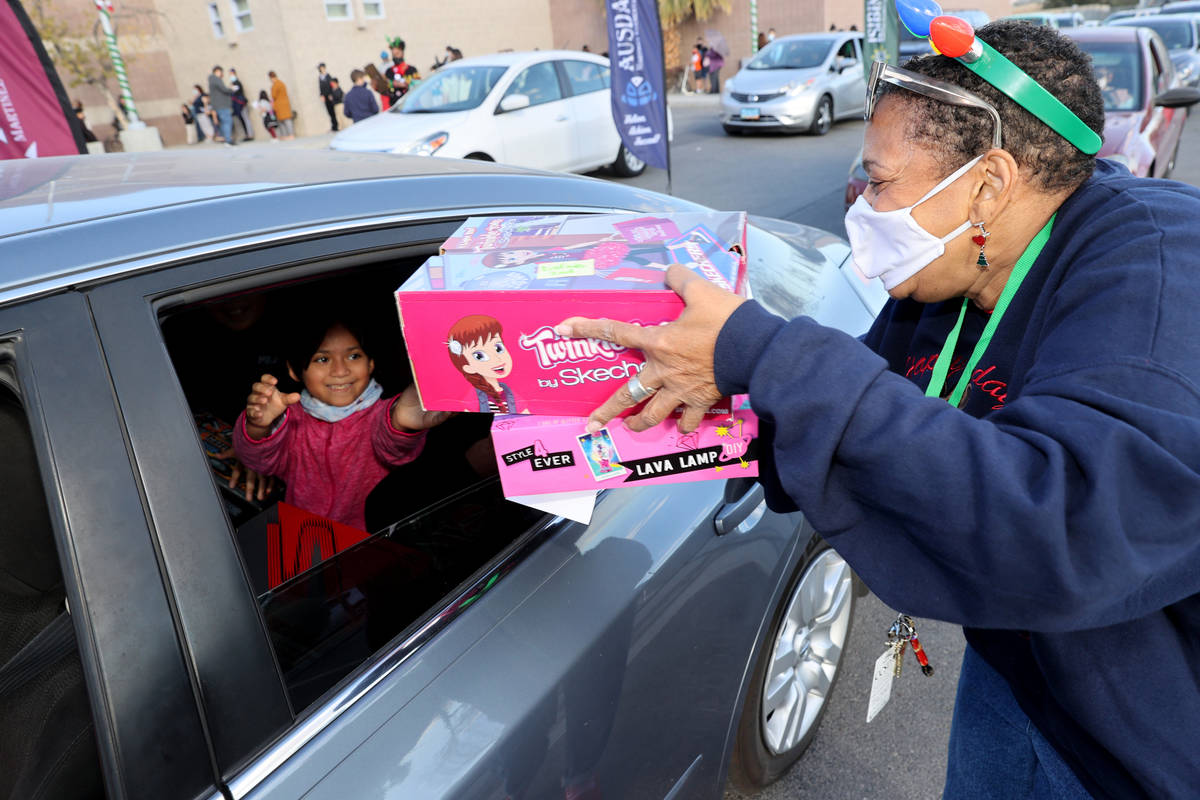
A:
501 59 566 108
82 203 634 793
559 58 609 97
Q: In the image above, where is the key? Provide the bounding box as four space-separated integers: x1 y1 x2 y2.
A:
892 637 907 678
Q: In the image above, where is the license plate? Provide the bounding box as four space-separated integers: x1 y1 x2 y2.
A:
739 107 761 120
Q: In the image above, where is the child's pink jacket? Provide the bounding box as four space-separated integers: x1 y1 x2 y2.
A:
235 397 425 531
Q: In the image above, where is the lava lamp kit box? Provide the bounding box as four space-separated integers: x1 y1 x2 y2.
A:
395 212 747 416
489 398 759 497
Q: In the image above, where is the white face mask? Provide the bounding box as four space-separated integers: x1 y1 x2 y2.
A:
844 155 983 290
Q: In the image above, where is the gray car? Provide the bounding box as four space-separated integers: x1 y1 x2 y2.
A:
0 151 885 800
721 33 866 135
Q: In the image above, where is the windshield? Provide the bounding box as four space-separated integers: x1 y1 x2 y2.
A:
1123 19 1195 50
1078 42 1145 112
394 65 507 113
747 38 834 69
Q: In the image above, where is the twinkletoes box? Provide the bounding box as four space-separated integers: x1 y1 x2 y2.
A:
395 212 747 416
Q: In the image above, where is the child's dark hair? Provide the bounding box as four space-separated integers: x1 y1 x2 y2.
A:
286 312 371 376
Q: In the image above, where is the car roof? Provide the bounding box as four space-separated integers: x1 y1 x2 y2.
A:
1063 26 1146 44
0 149 697 306
441 49 609 70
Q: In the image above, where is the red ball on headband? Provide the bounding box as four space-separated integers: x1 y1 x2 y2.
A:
929 15 976 58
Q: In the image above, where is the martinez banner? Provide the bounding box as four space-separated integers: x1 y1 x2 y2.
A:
604 0 669 170
863 0 900 79
0 0 86 159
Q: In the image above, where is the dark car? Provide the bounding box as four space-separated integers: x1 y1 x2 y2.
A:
1065 26 1200 177
0 151 884 800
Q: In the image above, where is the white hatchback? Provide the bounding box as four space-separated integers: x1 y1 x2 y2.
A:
330 50 648 177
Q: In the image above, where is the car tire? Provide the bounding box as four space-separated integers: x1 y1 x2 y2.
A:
727 531 855 791
611 143 646 177
808 95 833 136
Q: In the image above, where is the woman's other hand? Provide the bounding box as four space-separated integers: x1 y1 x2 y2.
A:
556 263 746 434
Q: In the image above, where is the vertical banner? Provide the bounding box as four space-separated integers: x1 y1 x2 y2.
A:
863 0 900 80
605 0 669 170
0 0 86 159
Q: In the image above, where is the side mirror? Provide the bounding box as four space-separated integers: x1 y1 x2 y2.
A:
497 93 531 113
840 58 857 74
1154 86 1200 108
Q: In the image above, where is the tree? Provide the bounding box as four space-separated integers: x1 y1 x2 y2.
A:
25 1 156 128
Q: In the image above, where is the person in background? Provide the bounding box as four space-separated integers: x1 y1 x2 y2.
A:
767 27 777 42
179 103 196 144
256 89 278 140
705 46 724 94
757 31 769 51
192 84 214 142
318 62 339 132
690 41 705 93
73 100 97 144
342 69 379 124
385 37 410 106
269 70 295 140
229 68 254 141
208 65 237 146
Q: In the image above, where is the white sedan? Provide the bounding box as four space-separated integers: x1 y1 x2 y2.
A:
330 50 648 177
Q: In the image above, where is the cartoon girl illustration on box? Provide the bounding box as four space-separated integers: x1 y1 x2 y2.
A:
447 314 522 413
592 436 613 472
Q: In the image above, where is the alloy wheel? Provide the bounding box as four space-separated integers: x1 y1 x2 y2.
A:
760 549 853 755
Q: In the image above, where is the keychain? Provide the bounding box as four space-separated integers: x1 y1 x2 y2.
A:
868 613 935 722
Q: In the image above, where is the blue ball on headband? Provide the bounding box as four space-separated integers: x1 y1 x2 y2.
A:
895 0 944 38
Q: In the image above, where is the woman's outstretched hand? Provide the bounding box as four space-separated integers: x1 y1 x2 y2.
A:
555 263 746 434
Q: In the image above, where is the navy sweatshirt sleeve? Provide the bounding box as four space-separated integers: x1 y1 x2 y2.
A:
715 172 1200 635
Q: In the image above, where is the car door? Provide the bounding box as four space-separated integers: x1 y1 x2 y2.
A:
830 36 864 119
560 59 618 170
85 203 803 800
494 60 575 171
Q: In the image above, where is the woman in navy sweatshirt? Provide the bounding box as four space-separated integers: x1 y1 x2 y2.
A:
557 19 1200 800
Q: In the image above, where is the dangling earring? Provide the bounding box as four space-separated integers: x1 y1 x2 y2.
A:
971 222 991 270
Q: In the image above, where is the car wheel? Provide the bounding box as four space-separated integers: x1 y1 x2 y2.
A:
808 96 833 136
611 143 646 177
727 533 855 791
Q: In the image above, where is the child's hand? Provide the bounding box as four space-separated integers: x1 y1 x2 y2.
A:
392 384 452 432
245 374 301 434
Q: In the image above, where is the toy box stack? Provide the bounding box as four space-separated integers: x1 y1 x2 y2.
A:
395 212 748 417
394 212 759 504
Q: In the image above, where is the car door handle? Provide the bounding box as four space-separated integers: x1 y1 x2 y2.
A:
714 483 766 535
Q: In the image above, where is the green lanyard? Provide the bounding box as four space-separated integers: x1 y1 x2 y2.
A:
924 215 1056 406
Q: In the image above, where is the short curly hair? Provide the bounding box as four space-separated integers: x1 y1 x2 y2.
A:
877 20 1105 192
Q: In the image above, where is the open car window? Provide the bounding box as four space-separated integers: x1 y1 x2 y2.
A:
159 255 550 710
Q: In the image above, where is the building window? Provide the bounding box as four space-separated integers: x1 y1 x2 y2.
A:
362 1 384 18
324 0 351 19
229 0 253 32
207 1 224 37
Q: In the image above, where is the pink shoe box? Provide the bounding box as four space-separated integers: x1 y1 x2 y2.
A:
395 212 747 416
490 400 759 498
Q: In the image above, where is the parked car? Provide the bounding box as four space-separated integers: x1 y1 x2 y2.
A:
721 32 866 135
1065 26 1200 177
330 50 649 177
1004 12 1061 28
1161 0 1200 14
0 150 887 800
899 9 990 59
1111 13 1200 87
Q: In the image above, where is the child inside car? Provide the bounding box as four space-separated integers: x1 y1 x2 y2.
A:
234 313 450 531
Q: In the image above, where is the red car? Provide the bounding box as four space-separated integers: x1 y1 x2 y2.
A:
1065 26 1200 178
845 26 1200 210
